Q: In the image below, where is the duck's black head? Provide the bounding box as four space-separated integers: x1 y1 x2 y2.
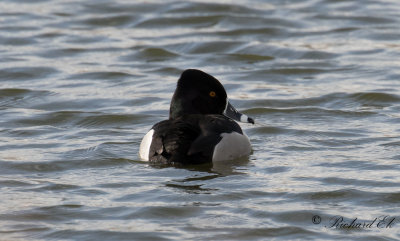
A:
169 69 254 124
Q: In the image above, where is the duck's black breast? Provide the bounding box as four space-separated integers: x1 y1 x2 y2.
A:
148 115 243 164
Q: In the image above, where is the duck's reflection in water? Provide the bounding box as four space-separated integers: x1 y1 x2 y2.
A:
157 157 251 194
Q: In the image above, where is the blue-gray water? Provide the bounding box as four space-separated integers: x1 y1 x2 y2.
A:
1 0 400 240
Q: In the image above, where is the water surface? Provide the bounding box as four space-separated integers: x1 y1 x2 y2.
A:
1 0 400 240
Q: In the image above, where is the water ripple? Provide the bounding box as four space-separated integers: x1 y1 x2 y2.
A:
1 0 400 240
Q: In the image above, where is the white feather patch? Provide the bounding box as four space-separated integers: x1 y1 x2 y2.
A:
139 129 154 161
212 132 251 162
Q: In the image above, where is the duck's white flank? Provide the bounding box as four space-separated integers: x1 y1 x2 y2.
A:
139 129 154 161
212 132 251 162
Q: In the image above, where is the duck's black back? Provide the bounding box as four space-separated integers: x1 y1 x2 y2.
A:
148 114 243 164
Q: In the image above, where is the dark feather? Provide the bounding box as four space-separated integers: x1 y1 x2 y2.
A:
148 115 242 164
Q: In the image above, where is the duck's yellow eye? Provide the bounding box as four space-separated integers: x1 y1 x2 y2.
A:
209 91 216 97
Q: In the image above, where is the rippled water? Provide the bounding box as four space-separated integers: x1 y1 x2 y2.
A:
1 0 400 240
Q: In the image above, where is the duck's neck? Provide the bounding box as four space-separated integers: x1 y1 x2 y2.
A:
169 96 183 119
169 91 199 119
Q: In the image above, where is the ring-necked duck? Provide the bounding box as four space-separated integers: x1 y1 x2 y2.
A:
139 69 254 164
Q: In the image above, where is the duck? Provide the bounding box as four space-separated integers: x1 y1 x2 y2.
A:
139 69 254 164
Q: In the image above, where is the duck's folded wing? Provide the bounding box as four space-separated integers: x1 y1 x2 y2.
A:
187 115 243 158
149 119 200 163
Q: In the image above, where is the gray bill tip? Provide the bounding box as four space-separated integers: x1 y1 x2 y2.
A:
239 113 255 124
225 101 255 124
248 117 255 124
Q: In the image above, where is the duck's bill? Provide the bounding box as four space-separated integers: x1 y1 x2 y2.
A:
224 101 254 124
